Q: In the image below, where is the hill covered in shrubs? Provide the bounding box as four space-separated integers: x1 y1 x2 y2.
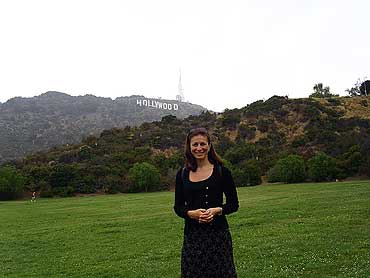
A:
0 91 206 163
2 95 370 199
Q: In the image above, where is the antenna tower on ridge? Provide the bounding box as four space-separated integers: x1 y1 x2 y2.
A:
176 68 185 102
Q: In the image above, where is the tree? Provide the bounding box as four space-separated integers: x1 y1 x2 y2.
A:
338 145 363 177
230 160 261 187
237 124 256 141
346 78 369 96
309 83 338 98
241 160 262 186
102 174 124 194
359 80 370 96
48 164 81 196
161 115 179 124
267 163 283 182
152 153 169 175
49 164 78 188
24 165 51 190
214 134 233 156
219 109 241 128
128 162 161 192
268 155 306 183
224 143 256 165
308 152 337 182
0 166 26 200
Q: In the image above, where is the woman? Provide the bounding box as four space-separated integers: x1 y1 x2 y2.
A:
174 127 239 278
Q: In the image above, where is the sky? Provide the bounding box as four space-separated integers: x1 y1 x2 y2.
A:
0 0 369 112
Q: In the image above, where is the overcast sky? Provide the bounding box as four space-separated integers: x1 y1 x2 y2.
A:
0 0 369 112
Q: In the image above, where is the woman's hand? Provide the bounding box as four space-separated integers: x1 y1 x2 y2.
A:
187 209 206 222
188 207 222 224
201 207 222 223
206 207 222 218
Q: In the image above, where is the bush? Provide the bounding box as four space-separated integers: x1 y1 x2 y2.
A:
76 175 97 194
52 186 75 197
227 159 261 187
335 145 363 178
282 155 306 183
256 119 273 133
230 168 246 187
219 109 241 128
241 160 262 186
238 124 256 140
0 166 26 200
24 165 51 190
291 137 308 148
102 174 125 194
152 153 169 175
214 135 234 156
267 163 283 183
327 98 341 106
224 143 256 165
128 162 161 192
308 152 337 182
39 181 53 198
49 164 78 189
268 155 306 183
343 145 363 176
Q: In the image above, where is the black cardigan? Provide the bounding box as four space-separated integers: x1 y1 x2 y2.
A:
173 165 239 234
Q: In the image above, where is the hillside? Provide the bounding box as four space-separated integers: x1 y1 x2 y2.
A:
0 91 206 163
8 95 370 197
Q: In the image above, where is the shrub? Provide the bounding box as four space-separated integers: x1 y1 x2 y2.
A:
256 119 273 133
230 168 246 187
49 164 78 189
241 160 262 186
219 109 241 128
52 186 75 197
39 181 53 198
214 135 234 156
282 155 306 183
152 153 169 175
224 143 256 165
268 155 306 183
291 136 308 148
327 98 341 106
337 145 363 177
227 159 261 187
267 163 283 183
76 175 97 194
102 174 125 194
308 152 337 182
128 162 161 192
238 124 256 140
0 166 26 200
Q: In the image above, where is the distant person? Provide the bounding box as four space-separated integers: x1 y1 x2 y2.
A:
31 191 36 202
174 127 239 278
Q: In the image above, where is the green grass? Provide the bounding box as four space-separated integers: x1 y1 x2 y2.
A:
1 181 370 278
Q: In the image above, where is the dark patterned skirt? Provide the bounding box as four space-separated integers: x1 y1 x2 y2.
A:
181 224 237 278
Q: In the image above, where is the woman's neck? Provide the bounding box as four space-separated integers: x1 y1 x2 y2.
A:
196 158 212 169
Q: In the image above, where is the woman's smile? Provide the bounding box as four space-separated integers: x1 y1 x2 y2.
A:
190 135 210 159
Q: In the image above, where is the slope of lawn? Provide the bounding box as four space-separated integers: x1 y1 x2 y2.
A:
1 180 369 277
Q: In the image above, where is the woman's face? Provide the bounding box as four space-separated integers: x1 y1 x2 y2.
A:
190 134 210 161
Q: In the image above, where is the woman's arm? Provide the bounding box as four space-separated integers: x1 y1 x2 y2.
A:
221 167 239 215
173 169 190 219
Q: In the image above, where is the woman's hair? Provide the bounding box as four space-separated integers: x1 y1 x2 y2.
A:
184 127 223 171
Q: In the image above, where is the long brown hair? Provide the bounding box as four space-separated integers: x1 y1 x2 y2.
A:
184 127 223 171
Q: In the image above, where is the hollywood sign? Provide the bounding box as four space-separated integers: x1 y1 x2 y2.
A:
136 98 179 111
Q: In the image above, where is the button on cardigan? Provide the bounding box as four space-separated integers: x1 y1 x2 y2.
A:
174 165 239 234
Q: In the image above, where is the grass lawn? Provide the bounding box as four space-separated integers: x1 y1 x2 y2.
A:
1 180 370 277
